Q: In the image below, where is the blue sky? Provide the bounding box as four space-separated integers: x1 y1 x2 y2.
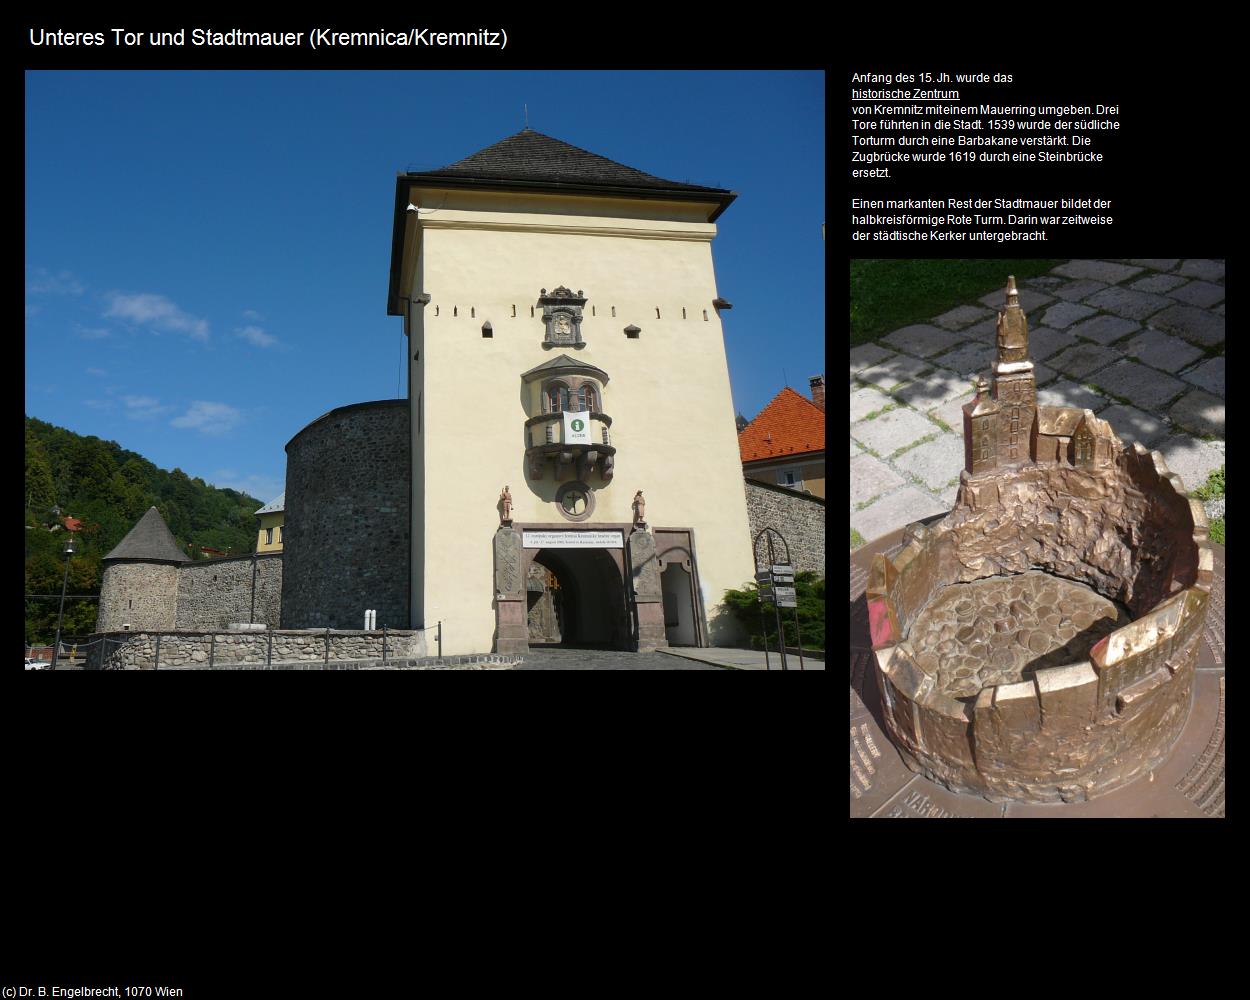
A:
25 71 825 504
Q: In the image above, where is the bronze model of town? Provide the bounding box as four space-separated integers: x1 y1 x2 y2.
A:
867 277 1212 804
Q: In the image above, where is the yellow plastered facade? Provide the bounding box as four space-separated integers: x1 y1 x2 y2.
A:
256 511 284 553
400 185 754 654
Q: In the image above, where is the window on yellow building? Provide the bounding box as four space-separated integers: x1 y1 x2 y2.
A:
266 527 273 545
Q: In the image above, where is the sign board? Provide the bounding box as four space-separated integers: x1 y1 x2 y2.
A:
523 530 623 549
771 586 797 600
563 411 592 445
771 564 794 575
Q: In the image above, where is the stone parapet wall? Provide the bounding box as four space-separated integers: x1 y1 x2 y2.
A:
97 562 180 632
283 400 410 629
743 480 825 577
85 628 427 671
175 553 282 629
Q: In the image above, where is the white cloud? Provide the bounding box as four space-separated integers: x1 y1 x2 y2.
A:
105 292 210 341
242 309 263 321
84 398 116 411
123 395 173 420
236 324 278 348
76 325 111 339
209 472 283 503
170 400 243 434
27 268 85 296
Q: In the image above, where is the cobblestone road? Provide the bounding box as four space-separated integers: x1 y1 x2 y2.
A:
513 647 724 670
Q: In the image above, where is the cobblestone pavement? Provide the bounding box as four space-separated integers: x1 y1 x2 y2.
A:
513 647 725 669
851 260 1225 547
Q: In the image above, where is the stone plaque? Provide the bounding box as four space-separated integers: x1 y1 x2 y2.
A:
493 527 523 599
539 286 587 349
627 529 662 602
522 530 623 549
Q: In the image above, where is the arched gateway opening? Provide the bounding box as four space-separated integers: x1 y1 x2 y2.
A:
528 548 629 649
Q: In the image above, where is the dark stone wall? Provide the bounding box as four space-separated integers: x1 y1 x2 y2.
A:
175 553 282 629
282 400 410 628
743 480 826 576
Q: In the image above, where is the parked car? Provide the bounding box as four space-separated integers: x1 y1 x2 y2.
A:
25 657 45 670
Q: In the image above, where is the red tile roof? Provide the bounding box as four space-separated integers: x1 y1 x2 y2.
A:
738 387 825 463
63 516 83 532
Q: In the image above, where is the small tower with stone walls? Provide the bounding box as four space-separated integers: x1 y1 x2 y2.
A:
990 276 1037 465
962 376 1000 476
96 506 190 632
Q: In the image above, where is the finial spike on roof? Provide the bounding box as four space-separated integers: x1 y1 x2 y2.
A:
1006 275 1019 307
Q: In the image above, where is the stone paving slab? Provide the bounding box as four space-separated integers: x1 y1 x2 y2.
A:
927 394 972 434
1022 275 1065 289
1032 361 1057 386
891 367 974 411
1052 260 1143 283
1088 359 1188 411
1181 356 1225 397
1040 301 1097 329
1049 342 1123 378
976 288 1054 313
1066 314 1140 345
1156 435 1224 494
851 439 861 457
850 406 941 457
850 452 906 508
1027 325 1081 360
1147 304 1225 346
1082 286 1173 321
929 342 992 379
1120 328 1204 372
1098 404 1169 448
1214 303 1225 316
937 483 960 507
1177 259 1225 282
1168 389 1225 437
879 323 969 358
850 342 897 374
1049 278 1108 302
892 432 966 491
849 486 949 543
1127 259 1181 272
1129 273 1188 294
1036 380 1109 412
850 385 893 422
1167 280 1225 308
931 304 993 330
856 354 933 391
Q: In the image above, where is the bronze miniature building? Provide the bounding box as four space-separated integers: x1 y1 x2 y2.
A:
869 277 1212 804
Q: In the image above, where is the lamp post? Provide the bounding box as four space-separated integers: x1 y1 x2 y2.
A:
50 533 76 671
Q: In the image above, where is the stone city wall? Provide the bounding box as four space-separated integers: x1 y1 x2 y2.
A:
85 629 427 671
175 553 283 630
743 479 825 577
97 561 180 632
283 400 410 629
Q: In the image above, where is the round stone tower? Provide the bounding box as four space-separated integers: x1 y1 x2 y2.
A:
281 400 410 629
97 506 190 632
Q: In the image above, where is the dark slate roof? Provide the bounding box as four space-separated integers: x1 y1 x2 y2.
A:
422 129 729 194
520 354 610 384
103 506 191 563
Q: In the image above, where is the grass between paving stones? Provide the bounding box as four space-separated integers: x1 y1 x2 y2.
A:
1192 466 1225 500
890 432 938 460
863 402 901 421
1084 383 1132 406
1209 518 1225 544
851 527 865 550
850 258 1063 347
928 416 953 434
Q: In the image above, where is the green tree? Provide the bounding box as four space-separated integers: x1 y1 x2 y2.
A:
25 426 57 512
721 571 825 651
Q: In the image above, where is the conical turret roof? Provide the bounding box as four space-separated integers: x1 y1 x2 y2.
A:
103 506 190 563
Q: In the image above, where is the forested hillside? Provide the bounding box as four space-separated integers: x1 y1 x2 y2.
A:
24 416 265 644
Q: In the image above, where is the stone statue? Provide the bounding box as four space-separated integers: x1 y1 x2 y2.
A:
500 485 513 524
632 490 646 526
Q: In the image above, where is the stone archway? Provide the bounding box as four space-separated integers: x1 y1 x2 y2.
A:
530 547 628 649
